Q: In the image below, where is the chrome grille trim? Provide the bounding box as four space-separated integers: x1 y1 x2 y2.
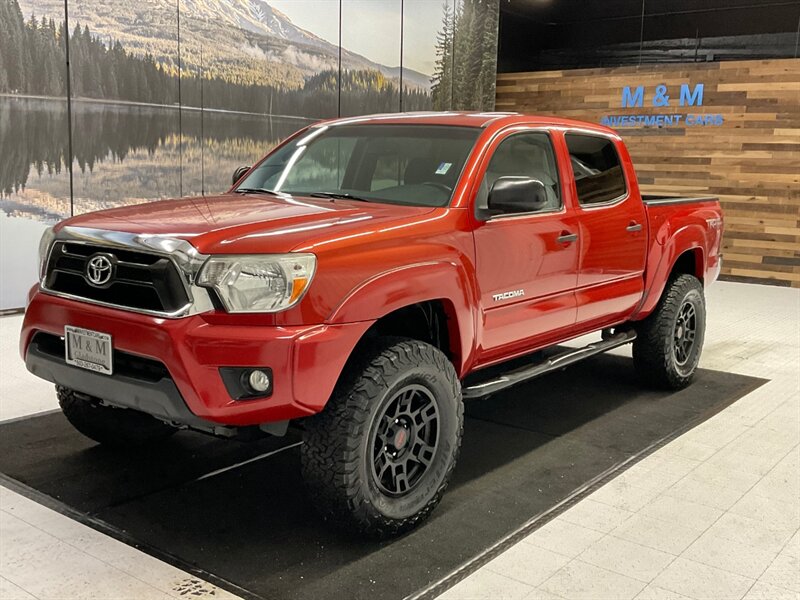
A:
41 226 214 318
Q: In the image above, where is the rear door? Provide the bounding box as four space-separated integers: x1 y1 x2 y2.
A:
472 129 580 363
564 132 647 327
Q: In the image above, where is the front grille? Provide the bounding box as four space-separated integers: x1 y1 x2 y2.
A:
33 332 171 382
43 242 191 315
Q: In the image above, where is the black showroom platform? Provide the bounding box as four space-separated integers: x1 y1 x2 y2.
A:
0 354 763 600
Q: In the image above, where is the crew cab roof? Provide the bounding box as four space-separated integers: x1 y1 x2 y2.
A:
313 111 619 137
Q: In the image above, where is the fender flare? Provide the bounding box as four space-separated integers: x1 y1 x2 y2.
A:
327 261 477 375
633 224 706 319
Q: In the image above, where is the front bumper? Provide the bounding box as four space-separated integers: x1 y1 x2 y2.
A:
21 289 373 427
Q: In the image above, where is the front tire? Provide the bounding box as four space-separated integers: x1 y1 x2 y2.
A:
633 274 706 390
58 386 177 448
301 338 463 538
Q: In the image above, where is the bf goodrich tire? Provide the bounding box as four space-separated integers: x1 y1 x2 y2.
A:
633 274 706 390
300 337 463 538
58 386 177 448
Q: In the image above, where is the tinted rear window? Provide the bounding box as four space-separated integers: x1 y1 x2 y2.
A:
565 133 627 205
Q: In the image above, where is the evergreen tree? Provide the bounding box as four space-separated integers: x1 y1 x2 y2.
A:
431 1 454 110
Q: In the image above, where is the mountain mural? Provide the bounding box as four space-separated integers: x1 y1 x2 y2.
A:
16 0 432 90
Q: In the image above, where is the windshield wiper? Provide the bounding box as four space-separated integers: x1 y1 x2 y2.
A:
235 187 280 196
308 191 370 202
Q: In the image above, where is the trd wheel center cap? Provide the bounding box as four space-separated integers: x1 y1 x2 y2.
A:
676 325 684 338
393 427 409 449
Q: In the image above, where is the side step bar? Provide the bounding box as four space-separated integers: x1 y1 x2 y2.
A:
462 329 637 399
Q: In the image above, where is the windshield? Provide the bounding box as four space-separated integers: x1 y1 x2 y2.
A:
236 124 481 207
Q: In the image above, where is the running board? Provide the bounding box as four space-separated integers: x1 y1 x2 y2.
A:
461 329 637 399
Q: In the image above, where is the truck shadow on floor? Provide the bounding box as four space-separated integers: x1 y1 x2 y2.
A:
0 352 763 600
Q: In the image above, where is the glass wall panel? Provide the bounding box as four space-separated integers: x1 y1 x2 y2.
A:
340 0 402 117
180 0 332 197
67 0 181 215
402 0 446 111
450 0 499 111
1 0 71 309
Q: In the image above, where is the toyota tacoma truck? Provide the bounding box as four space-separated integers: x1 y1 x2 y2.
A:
21 112 723 537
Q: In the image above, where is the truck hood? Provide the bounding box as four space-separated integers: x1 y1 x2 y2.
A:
59 193 436 254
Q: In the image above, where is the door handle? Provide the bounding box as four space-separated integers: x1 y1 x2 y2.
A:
557 232 578 244
626 221 643 233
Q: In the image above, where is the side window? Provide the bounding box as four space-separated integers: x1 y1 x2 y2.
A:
477 132 561 215
565 133 627 205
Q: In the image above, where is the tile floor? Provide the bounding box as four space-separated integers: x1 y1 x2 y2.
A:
1 281 798 600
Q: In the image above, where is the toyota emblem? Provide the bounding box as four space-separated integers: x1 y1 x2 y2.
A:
85 254 114 286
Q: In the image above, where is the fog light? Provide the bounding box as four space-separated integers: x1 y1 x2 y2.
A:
219 367 273 400
248 369 271 393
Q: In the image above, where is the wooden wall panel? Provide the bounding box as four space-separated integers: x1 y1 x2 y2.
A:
496 59 800 287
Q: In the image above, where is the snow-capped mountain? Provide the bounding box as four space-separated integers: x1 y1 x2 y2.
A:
18 0 432 90
185 0 432 88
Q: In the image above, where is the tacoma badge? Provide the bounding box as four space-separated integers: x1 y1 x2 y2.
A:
493 289 525 302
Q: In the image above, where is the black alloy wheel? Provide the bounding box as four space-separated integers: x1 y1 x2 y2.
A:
370 384 440 497
673 300 697 366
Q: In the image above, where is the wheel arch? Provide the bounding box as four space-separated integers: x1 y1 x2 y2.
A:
633 225 706 320
327 261 477 376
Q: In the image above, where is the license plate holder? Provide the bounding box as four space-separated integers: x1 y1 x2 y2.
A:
65 326 113 375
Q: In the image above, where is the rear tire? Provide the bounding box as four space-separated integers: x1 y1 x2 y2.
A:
633 274 706 390
58 386 177 448
301 337 463 538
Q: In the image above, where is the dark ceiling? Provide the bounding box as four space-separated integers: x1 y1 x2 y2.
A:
497 0 800 71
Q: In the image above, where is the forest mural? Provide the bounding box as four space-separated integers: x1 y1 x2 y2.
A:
0 0 500 309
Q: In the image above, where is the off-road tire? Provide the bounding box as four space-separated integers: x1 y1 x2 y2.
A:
58 386 177 448
633 274 706 390
301 337 463 538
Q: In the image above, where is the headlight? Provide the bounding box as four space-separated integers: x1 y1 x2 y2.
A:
197 254 316 313
38 226 56 281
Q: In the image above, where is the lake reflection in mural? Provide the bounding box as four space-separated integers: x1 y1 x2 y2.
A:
0 95 310 308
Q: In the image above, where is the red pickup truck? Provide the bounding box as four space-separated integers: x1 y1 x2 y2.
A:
21 112 723 536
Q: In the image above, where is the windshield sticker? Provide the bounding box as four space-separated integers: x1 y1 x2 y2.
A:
435 162 452 175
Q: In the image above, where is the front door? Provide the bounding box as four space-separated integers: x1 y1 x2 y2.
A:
473 130 579 364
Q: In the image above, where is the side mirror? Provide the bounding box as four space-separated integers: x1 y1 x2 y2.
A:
488 177 548 214
232 165 250 186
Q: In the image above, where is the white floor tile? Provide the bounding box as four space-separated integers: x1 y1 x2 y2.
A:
639 496 724 533
650 557 754 600
485 544 571 587
0 576 37 600
538 560 646 600
742 580 800 600
633 584 691 600
0 489 238 600
558 499 634 534
758 553 800 593
729 492 800 533
437 569 535 600
706 512 796 555
681 530 780 580
783 530 800 559
663 474 747 511
588 478 662 513
523 519 605 558
578 536 674 583
610 513 701 556
1 511 173 600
